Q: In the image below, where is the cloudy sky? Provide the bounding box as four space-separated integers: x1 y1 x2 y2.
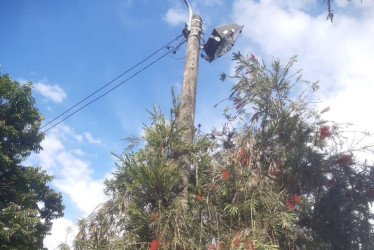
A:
1 0 373 249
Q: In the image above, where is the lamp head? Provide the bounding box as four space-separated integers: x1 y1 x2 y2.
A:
203 23 244 62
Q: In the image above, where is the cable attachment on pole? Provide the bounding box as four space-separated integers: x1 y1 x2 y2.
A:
188 17 202 38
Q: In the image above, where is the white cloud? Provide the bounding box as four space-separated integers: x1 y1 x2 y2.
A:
43 126 107 214
273 0 318 11
44 218 77 250
54 178 107 215
164 8 188 27
29 124 112 249
84 132 102 145
37 134 64 172
34 81 67 103
73 149 86 156
29 124 110 247
200 0 224 6
335 0 349 8
17 77 29 85
56 125 83 142
56 151 92 179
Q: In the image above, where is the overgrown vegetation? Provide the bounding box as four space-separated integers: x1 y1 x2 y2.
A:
0 74 64 249
73 53 374 249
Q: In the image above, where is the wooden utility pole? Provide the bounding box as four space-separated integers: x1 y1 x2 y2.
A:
176 14 203 205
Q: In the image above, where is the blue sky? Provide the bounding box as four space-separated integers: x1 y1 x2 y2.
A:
1 0 374 248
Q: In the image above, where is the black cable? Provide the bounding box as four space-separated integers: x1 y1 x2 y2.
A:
43 39 186 133
41 34 184 130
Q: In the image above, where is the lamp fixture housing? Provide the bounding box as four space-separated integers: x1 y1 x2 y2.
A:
203 23 244 62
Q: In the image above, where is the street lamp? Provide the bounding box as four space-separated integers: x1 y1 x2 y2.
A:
203 23 244 62
176 0 243 204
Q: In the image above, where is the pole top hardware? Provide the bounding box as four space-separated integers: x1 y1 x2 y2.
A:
184 0 193 31
202 23 244 62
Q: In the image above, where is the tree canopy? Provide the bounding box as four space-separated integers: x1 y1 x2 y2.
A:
73 53 373 249
0 74 64 249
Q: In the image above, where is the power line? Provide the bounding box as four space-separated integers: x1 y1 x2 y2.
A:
43 39 186 133
41 34 184 130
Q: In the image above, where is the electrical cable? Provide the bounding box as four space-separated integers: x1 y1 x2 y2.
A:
41 34 184 130
43 39 186 133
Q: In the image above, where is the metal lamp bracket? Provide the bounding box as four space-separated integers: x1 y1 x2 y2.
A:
184 0 192 31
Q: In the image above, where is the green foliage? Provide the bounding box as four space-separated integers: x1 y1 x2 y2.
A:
225 52 374 249
74 53 373 249
0 73 64 249
0 74 44 167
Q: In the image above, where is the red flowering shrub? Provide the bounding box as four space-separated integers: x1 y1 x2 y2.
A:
319 126 331 140
287 195 301 211
73 53 374 250
232 232 241 247
272 169 279 177
208 243 225 250
151 212 158 220
290 195 302 204
321 107 330 113
245 240 255 250
336 154 353 166
149 240 159 250
287 199 295 210
222 170 229 181
233 239 240 247
241 157 249 166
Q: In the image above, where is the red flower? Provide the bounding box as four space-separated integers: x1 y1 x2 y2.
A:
238 147 246 158
245 240 255 250
222 170 229 181
198 123 201 129
272 169 279 177
336 154 353 166
236 103 242 110
151 212 158 220
195 194 202 200
233 239 240 247
208 244 216 250
321 107 330 113
251 54 256 60
287 199 295 210
328 179 336 187
290 195 302 204
150 240 159 250
241 157 249 166
319 126 331 140
232 232 241 247
219 242 225 249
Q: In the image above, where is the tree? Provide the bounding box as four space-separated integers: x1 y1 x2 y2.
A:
222 52 374 249
0 73 64 249
73 54 373 249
